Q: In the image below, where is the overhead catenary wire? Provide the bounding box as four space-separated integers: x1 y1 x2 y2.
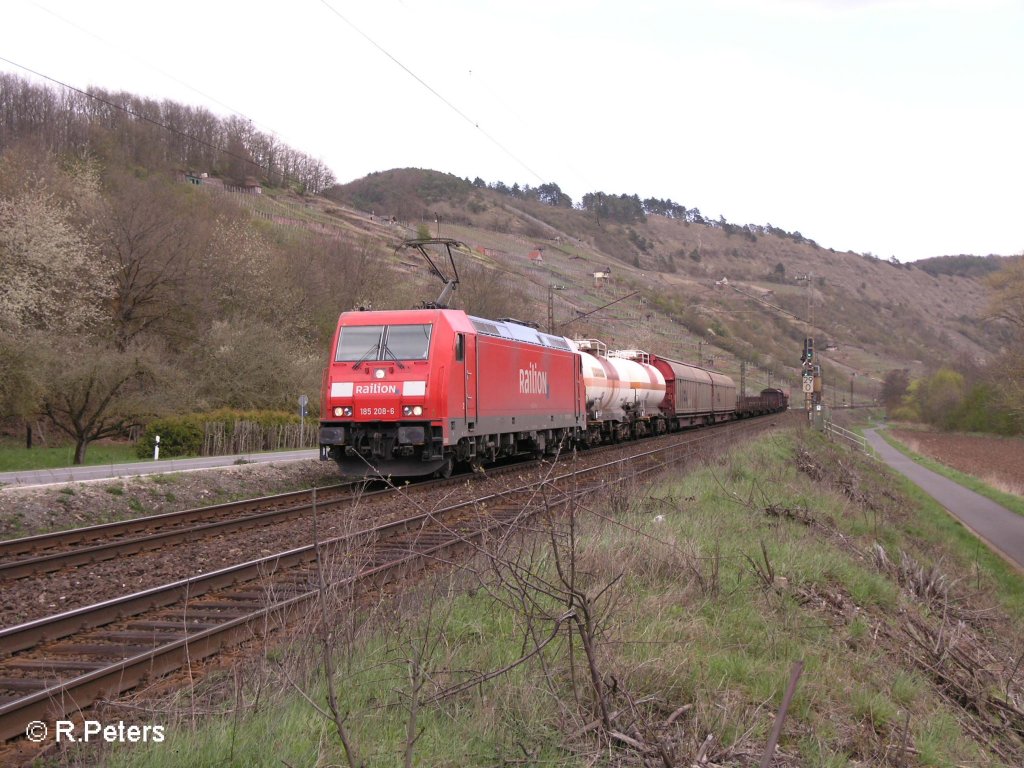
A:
555 291 640 330
11 1 558 196
31 1 265 136
318 0 548 187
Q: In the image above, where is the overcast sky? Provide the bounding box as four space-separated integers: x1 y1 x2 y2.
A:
2 0 1021 261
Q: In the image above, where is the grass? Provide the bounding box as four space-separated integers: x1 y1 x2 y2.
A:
0 440 309 475
98 429 1024 767
887 469 1024 620
0 441 145 472
878 428 1024 518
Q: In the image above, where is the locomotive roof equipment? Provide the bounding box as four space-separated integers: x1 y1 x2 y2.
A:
397 237 469 309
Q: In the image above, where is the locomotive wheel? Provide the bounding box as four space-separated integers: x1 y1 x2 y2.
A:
436 456 454 479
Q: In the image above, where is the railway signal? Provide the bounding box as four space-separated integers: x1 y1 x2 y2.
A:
801 337 814 364
800 337 823 416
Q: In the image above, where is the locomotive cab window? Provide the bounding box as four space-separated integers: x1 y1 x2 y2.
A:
455 333 464 362
335 324 433 362
385 324 432 360
335 325 385 362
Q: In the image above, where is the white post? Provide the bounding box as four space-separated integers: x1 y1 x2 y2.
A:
154 435 160 461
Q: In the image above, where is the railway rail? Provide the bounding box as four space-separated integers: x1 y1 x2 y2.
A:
0 462 532 581
0 414 788 743
0 484 352 580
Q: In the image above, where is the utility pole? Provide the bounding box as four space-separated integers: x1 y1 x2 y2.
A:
547 284 566 334
794 271 813 334
740 360 747 398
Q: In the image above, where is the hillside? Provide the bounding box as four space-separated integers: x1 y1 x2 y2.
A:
322 168 1008 403
1 70 1017 455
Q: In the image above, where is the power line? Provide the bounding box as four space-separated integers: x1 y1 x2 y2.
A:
556 291 640 330
318 0 547 186
32 1 261 133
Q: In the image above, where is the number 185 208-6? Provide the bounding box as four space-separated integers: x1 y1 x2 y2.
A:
360 407 395 416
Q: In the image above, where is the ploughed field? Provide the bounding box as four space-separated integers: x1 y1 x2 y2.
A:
890 427 1024 494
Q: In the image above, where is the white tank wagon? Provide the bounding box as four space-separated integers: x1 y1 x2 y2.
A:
572 340 667 440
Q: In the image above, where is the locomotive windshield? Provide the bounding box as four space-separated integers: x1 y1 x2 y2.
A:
335 325 384 362
335 324 432 363
385 324 432 360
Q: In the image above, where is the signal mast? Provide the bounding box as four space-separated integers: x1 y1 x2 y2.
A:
795 272 822 417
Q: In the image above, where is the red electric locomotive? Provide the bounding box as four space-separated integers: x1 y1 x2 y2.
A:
319 309 586 477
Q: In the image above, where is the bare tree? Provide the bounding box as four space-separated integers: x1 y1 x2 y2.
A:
985 257 1024 424
100 172 202 351
195 214 282 320
987 255 1024 331
0 331 44 422
454 261 531 320
40 344 155 464
289 236 404 331
193 317 320 410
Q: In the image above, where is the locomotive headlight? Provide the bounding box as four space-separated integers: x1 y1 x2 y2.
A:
333 406 353 417
402 405 424 416
374 368 385 379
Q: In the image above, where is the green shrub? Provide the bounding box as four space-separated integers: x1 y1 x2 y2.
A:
949 384 1019 435
136 409 308 458
137 416 204 458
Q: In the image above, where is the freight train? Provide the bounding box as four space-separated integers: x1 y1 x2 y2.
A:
318 307 788 478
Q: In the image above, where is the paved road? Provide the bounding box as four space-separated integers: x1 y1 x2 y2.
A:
0 449 320 489
865 428 1024 571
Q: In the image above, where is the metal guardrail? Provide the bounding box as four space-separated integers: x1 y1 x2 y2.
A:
823 421 876 457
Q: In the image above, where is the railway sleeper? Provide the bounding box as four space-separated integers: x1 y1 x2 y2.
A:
1 660 107 671
0 678 49 692
93 631 189 642
48 643 153 657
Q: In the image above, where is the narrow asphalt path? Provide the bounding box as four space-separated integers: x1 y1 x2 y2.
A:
865 428 1024 571
0 449 319 489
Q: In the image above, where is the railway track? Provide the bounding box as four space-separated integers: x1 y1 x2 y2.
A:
0 421 750 582
0 483 353 580
0 463 526 581
0 414 788 743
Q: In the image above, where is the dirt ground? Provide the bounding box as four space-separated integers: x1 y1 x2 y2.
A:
0 459 343 541
889 427 1024 495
